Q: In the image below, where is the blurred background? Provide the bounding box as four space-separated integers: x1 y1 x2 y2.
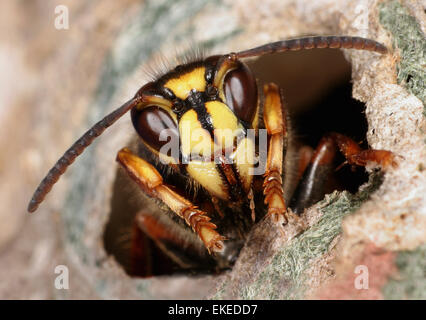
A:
0 0 385 299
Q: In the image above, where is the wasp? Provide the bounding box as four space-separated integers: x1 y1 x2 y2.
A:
28 36 397 276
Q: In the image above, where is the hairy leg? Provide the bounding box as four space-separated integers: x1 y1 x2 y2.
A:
262 83 289 224
290 133 397 214
117 148 225 254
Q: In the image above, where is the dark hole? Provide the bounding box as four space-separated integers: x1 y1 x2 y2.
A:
248 48 369 194
104 48 370 277
289 81 370 194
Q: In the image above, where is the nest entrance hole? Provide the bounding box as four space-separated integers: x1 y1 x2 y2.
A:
103 48 370 277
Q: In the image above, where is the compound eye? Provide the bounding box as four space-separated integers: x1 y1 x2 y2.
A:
223 62 258 124
131 106 179 155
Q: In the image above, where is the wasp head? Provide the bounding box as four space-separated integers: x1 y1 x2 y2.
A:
131 55 259 202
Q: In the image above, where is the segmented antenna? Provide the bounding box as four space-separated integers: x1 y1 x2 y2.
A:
236 36 387 58
27 96 142 213
28 35 387 213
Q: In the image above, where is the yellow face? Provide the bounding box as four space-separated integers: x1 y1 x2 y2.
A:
163 67 257 201
164 67 207 100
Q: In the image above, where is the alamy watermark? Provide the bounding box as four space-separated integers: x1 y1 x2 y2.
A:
54 265 69 290
354 265 369 290
54 5 69 30
157 124 268 175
